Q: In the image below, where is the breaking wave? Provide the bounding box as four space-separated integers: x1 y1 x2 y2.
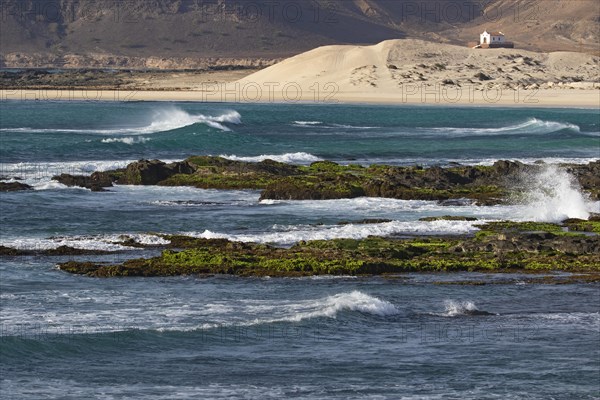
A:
279 291 400 320
421 118 582 137
291 118 584 136
143 108 241 133
0 108 241 135
436 300 496 317
293 121 322 126
191 219 481 246
101 137 152 145
517 164 595 222
0 233 170 252
186 291 400 331
292 121 379 129
219 152 322 164
0 159 182 188
0 291 398 336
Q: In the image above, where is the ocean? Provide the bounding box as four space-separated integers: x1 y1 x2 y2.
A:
1 101 599 399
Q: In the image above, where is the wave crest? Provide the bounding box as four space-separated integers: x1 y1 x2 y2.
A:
101 137 151 145
0 108 241 135
193 219 480 245
146 108 241 133
292 121 379 129
203 291 399 329
219 152 322 164
517 164 593 222
423 118 581 137
438 300 496 317
0 233 170 252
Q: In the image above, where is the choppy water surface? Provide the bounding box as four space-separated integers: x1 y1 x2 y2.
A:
1 101 599 399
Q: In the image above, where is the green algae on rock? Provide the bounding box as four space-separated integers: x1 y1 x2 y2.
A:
57 222 600 278
51 157 600 205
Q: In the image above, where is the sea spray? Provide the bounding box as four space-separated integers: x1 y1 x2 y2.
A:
219 152 323 164
145 107 241 133
249 291 400 324
442 300 479 316
419 118 581 137
0 107 242 134
195 219 480 245
518 164 591 222
101 137 152 145
439 300 496 317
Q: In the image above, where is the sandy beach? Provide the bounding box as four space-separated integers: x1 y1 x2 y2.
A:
3 87 597 108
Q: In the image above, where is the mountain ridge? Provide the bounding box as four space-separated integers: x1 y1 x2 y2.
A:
1 0 598 69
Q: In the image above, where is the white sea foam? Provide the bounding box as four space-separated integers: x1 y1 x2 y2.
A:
101 137 151 145
282 291 400 320
190 219 481 245
260 197 455 211
31 181 73 191
0 233 170 252
331 123 380 129
281 157 598 168
0 160 134 179
0 290 398 335
292 121 379 129
144 108 241 133
177 291 400 331
445 157 599 167
293 121 322 126
441 300 480 317
422 118 581 137
219 152 323 164
0 159 182 188
532 312 600 329
0 107 241 135
257 196 522 222
517 164 594 222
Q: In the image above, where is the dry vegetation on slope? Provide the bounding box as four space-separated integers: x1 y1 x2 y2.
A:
239 39 599 94
1 0 598 69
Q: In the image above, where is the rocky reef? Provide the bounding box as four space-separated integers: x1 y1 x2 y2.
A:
0 181 32 192
52 157 600 204
54 220 600 278
0 245 113 256
39 158 600 279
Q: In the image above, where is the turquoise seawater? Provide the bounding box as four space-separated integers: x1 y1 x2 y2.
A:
1 101 599 399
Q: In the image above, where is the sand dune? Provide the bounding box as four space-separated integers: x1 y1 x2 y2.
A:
4 39 598 107
234 39 599 106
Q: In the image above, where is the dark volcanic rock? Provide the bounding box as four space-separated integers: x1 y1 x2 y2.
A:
419 216 478 222
53 173 113 191
491 160 527 177
567 160 600 200
45 246 112 256
0 245 116 256
56 222 600 278
117 160 197 185
247 159 300 176
0 181 33 192
0 246 28 255
46 157 600 204
338 219 393 225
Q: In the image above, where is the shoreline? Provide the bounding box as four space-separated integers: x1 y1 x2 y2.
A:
1 88 599 109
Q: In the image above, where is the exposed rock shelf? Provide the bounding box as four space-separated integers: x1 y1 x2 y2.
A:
55 220 600 278
52 157 600 204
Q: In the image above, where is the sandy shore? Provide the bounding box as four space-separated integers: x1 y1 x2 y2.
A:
1 88 598 108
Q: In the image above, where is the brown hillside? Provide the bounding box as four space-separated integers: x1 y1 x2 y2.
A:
1 0 598 68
